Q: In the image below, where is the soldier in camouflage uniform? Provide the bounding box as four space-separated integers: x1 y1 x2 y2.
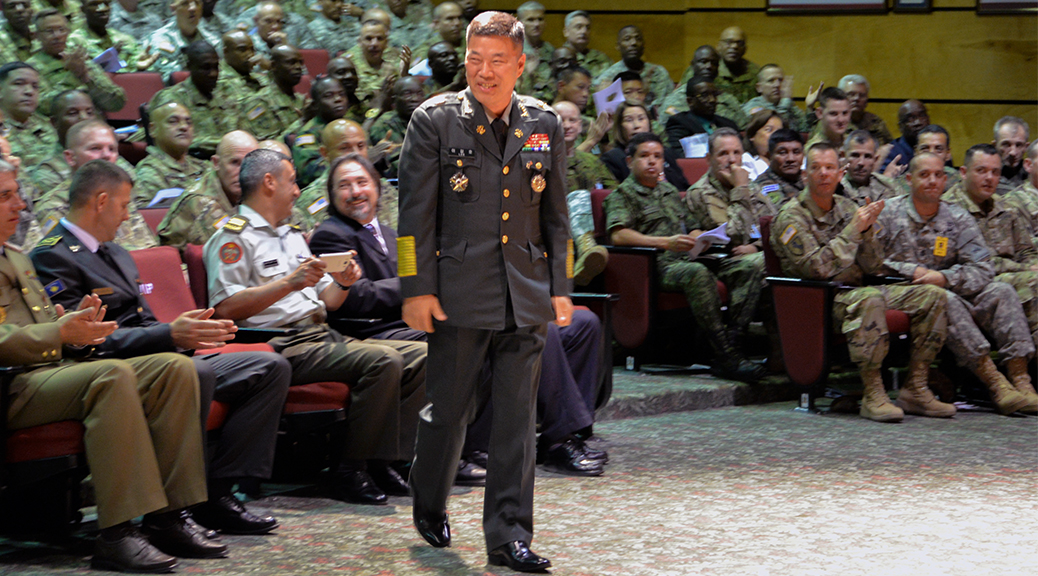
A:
219 30 267 94
659 45 745 128
875 152 1035 415
30 120 157 250
295 118 397 231
307 0 359 55
838 75 893 146
28 11 127 116
560 11 610 80
754 128 804 207
107 0 166 41
0 0 39 63
68 0 157 72
741 65 811 133
240 44 306 140
148 40 239 157
942 144 1037 346
517 1 552 94
893 125 960 196
1004 139 1038 247
592 26 673 108
714 27 759 105
346 22 403 106
840 130 899 207
236 0 320 57
410 1 464 63
285 76 348 188
992 117 1030 197
158 130 258 249
803 87 853 152
366 76 423 179
385 0 434 51
142 0 222 83
771 143 951 422
0 64 59 170
604 132 765 382
133 103 208 208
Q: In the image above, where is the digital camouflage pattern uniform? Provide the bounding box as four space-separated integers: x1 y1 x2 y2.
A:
29 151 136 199
142 21 223 82
741 96 810 133
307 14 358 55
149 80 242 156
68 24 146 71
295 169 398 232
755 167 804 208
132 145 208 208
107 0 165 41
875 194 1035 366
2 113 58 168
156 168 234 249
285 115 330 188
29 179 158 251
894 165 959 197
566 150 616 194
686 173 775 251
943 181 1038 344
712 59 760 105
31 0 79 20
366 111 407 178
25 52 126 116
0 24 38 63
345 44 401 105
566 45 611 81
217 61 267 95
593 60 674 107
840 172 898 207
239 82 305 140
771 189 948 370
659 84 747 129
387 7 434 51
1004 180 1038 249
997 170 1027 198
603 176 764 353
854 111 893 146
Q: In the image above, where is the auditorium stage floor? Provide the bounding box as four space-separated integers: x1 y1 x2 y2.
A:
2 399 1035 575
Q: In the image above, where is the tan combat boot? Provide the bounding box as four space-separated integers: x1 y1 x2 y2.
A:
859 367 904 423
895 359 956 418
973 356 1030 415
573 232 608 286
1005 357 1038 414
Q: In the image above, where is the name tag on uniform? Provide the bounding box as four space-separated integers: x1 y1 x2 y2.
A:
308 197 328 215
934 236 948 257
92 287 114 296
263 259 279 268
448 147 475 158
138 283 154 295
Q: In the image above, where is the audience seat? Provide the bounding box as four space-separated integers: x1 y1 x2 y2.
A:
760 215 910 411
296 75 313 96
170 71 189 85
676 158 709 185
299 49 329 76
138 207 168 234
107 72 165 124
118 140 148 165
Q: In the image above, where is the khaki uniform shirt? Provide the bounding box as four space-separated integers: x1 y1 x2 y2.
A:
133 145 208 209
26 52 127 116
686 173 776 249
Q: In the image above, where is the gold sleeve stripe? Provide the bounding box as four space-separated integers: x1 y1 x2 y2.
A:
566 239 574 279
397 235 418 277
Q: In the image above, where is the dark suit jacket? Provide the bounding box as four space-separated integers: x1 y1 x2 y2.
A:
29 222 175 359
309 213 409 339
398 89 572 330
665 111 740 157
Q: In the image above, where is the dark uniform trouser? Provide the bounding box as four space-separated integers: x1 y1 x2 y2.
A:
195 351 292 481
412 320 547 551
281 338 427 461
7 353 207 529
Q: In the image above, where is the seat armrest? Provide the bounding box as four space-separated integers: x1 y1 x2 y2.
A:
233 327 292 344
863 275 906 286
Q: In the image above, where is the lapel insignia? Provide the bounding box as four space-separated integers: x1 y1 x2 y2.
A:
514 128 523 139
450 171 469 192
518 101 529 118
477 125 486 135
531 174 546 193
69 244 81 253
526 161 533 170
92 287 114 296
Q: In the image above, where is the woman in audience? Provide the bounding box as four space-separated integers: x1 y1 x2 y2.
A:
741 109 785 180
600 101 690 189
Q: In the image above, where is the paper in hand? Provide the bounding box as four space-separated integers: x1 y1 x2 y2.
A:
680 133 709 158
689 223 729 260
592 79 625 116
93 47 125 73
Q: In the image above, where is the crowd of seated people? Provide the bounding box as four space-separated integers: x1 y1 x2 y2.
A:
0 0 1035 572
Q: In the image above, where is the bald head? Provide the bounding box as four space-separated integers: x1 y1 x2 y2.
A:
214 131 259 202
718 26 746 65
259 139 291 156
897 99 929 142
321 119 368 162
222 29 256 75
150 102 193 157
361 7 391 29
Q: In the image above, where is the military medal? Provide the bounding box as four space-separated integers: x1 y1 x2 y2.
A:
514 129 523 139
477 125 486 135
450 171 469 192
531 174 546 193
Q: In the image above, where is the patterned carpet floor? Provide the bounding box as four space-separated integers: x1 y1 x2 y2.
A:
2 399 1035 576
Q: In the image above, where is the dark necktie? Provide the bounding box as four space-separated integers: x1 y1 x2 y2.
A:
491 118 507 153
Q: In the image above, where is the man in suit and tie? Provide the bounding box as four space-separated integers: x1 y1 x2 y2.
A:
398 11 572 572
29 159 291 539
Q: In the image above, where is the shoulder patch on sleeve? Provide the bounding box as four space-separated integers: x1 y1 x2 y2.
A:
247 105 266 120
219 242 242 264
780 224 797 245
222 216 248 233
762 184 781 194
295 134 316 146
35 235 63 248
44 278 65 296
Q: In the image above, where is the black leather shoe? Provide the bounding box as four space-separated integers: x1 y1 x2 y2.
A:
412 504 450 548
712 359 767 383
578 440 608 464
368 462 410 497
142 515 228 559
455 458 487 486
541 438 603 477
467 450 488 470
192 494 279 535
487 541 551 573
181 510 220 539
330 469 388 505
92 527 178 573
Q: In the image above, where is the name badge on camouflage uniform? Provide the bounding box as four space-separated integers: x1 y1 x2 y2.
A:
934 236 948 257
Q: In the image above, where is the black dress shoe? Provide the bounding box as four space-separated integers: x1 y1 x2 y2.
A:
181 510 220 539
487 541 551 573
455 458 487 486
712 358 767 383
577 439 608 463
467 450 488 470
142 516 228 559
412 505 450 548
368 462 410 497
92 527 178 573
192 494 279 535
330 469 388 505
541 439 603 477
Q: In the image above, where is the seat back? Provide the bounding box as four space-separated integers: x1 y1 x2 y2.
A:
759 215 783 276
296 75 313 96
676 158 709 185
108 72 165 122
590 189 610 243
183 244 209 309
299 49 329 76
604 248 655 350
170 71 189 84
129 246 196 323
138 207 168 234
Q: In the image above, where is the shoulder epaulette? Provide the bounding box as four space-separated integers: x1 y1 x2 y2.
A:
4 242 21 253
35 235 63 248
222 216 248 233
423 93 456 108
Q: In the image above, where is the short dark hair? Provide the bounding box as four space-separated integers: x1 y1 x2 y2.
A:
326 153 381 220
743 109 784 156
708 127 741 155
626 131 662 158
466 11 524 49
843 129 876 152
685 74 711 98
0 61 36 84
239 148 289 201
767 128 803 155
805 142 838 167
311 75 343 100
963 143 999 168
917 124 950 148
184 40 217 65
817 86 848 109
69 160 131 209
613 70 642 84
33 8 63 27
557 65 590 85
